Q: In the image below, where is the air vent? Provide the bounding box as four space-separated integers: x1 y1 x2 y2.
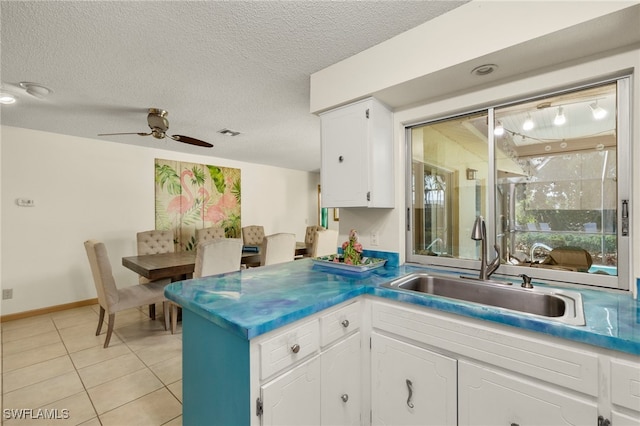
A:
218 128 241 137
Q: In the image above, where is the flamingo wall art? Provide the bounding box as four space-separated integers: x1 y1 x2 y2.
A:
154 158 241 251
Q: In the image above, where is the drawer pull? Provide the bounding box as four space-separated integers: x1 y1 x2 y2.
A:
341 394 349 403
406 379 414 408
290 344 300 354
341 319 350 328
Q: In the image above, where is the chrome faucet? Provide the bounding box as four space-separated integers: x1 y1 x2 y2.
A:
471 216 501 280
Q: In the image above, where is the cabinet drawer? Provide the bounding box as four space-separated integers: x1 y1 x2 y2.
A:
611 358 640 411
459 360 597 426
260 319 320 380
320 300 360 347
372 300 599 395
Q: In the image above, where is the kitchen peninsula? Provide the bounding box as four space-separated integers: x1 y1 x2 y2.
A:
165 258 640 426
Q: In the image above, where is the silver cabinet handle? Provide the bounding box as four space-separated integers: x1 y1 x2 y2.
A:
290 344 300 354
406 379 414 408
341 394 349 403
341 319 350 328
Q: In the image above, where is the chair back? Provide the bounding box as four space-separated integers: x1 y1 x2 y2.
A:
310 229 339 258
194 238 243 278
84 240 120 312
242 225 265 246
137 230 175 255
304 225 325 250
196 226 226 243
260 233 296 266
136 230 174 284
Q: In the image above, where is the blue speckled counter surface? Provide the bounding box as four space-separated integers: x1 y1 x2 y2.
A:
165 258 640 356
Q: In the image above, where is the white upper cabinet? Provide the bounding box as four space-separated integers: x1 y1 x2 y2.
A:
320 97 394 208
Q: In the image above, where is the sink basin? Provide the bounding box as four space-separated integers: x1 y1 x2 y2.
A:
382 273 585 325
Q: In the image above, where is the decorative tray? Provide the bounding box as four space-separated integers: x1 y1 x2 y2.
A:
311 255 387 273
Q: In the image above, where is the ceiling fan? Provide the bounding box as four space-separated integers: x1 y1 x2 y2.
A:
98 108 213 148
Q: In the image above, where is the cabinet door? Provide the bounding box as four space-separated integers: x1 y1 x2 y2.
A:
458 360 597 426
612 410 640 426
320 100 369 207
371 333 457 426
261 355 321 426
321 332 361 426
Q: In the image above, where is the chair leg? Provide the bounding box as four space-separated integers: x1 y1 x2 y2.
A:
103 313 115 348
149 303 156 320
171 303 178 334
96 306 106 336
162 301 170 332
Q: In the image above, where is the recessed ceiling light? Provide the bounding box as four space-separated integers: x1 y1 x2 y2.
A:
217 128 241 137
0 93 16 104
470 64 498 76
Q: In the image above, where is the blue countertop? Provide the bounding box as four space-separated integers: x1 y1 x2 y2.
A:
165 258 640 356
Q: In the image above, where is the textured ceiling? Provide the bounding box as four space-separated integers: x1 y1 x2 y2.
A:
0 1 468 172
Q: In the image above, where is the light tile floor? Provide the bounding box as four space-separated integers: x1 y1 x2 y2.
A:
1 304 182 425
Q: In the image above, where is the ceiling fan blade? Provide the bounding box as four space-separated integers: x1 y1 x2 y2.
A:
170 134 213 148
98 132 152 137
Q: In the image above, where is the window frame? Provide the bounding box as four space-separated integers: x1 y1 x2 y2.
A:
405 76 631 291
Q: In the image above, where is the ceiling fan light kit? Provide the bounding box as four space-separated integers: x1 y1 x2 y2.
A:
98 108 213 148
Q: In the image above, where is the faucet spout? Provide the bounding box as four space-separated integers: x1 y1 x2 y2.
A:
471 216 501 280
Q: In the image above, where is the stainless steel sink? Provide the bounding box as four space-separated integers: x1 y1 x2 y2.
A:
382 273 585 325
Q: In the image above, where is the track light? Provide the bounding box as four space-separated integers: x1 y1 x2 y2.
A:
522 115 534 131
589 101 607 120
553 107 566 126
493 121 504 136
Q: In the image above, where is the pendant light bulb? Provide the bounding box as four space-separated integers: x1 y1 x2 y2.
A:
494 121 504 136
590 101 607 120
553 106 566 126
522 115 534 131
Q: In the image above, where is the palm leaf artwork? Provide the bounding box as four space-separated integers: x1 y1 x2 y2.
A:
231 179 241 203
208 166 226 194
155 163 182 195
223 213 241 238
155 159 241 251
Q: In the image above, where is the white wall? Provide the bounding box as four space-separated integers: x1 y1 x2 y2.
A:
1 126 320 315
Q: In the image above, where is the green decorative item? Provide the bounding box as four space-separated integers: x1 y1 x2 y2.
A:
340 229 364 265
321 207 328 228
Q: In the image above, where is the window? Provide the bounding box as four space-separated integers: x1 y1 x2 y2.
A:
407 78 630 290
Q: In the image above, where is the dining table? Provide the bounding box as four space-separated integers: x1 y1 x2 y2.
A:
122 242 308 281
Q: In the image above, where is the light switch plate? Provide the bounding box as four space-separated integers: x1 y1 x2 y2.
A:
16 198 35 207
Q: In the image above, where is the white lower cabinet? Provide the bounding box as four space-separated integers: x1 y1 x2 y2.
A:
251 297 638 426
458 360 597 426
371 333 457 426
321 332 362 425
255 300 362 425
261 355 321 426
610 358 640 426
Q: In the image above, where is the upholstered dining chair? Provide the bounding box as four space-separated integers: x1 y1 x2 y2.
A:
136 230 174 320
84 240 172 348
196 226 226 244
168 238 244 332
304 225 325 257
310 229 339 258
242 225 265 246
194 238 243 278
260 233 297 266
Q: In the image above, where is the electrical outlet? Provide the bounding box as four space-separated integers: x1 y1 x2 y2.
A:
371 231 379 246
2 288 13 300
